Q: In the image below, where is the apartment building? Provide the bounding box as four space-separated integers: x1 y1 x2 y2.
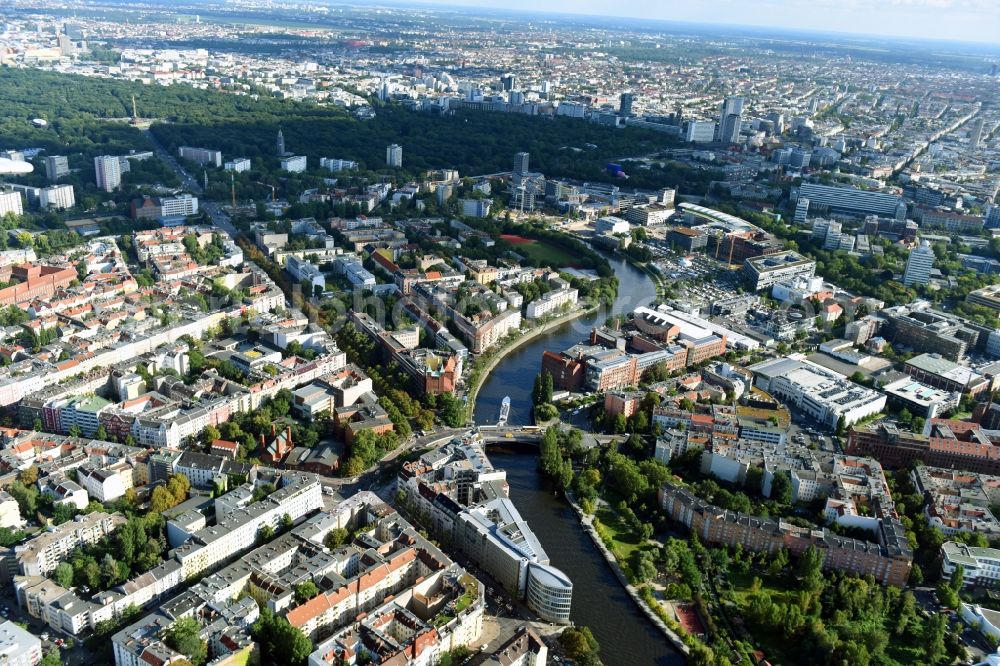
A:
848 420 1000 476
7 512 125 578
659 482 912 586
942 541 1000 587
0 620 42 666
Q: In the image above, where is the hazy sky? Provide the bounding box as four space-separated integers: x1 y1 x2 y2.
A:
417 0 1000 44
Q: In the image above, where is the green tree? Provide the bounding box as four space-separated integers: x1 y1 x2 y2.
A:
949 563 965 591
630 550 657 583
294 581 320 604
558 626 600 666
53 562 74 588
252 609 313 666
323 528 349 549
164 617 208 666
40 652 61 666
770 470 793 505
797 546 826 594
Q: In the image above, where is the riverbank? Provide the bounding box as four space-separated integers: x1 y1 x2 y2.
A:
465 303 599 419
623 254 668 301
562 492 691 656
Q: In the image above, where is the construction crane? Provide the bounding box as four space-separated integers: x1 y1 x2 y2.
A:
255 181 276 202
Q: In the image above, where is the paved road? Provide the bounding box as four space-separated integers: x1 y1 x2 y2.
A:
144 129 203 196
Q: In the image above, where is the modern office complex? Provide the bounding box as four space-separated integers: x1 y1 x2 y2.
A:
749 357 886 428
797 183 906 219
742 252 816 291
879 302 991 362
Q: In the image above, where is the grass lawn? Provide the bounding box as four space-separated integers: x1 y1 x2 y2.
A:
594 506 645 562
510 238 580 268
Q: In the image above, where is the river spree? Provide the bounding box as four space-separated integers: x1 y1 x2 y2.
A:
473 256 681 665
491 447 684 666
473 254 656 427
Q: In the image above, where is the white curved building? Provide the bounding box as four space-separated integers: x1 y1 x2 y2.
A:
526 562 573 623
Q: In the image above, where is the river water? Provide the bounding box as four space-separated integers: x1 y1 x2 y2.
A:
473 256 683 665
473 254 656 427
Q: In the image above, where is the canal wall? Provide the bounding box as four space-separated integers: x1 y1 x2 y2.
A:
564 492 691 656
466 303 598 418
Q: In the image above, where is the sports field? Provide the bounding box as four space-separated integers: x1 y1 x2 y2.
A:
500 234 579 267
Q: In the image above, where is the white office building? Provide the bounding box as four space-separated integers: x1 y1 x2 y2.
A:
320 157 358 172
942 541 1000 587
594 216 630 235
40 184 75 210
94 155 122 192
797 182 906 219
343 261 376 289
685 120 717 143
159 194 199 219
177 146 222 167
903 240 935 286
0 191 23 217
286 255 325 292
280 155 307 173
749 357 886 428
224 158 251 172
743 252 817 292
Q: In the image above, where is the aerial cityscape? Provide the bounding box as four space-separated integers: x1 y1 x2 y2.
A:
0 1 998 665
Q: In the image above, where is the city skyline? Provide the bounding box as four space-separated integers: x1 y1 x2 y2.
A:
404 0 1000 45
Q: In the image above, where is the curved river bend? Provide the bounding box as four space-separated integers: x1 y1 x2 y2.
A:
473 256 683 666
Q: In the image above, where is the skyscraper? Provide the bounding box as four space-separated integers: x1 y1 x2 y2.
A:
276 129 286 157
386 144 403 168
500 74 517 92
513 152 530 179
619 92 635 117
903 240 935 287
717 96 745 144
969 118 984 151
93 155 121 192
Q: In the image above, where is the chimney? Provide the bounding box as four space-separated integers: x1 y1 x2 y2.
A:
271 423 276 436
286 426 293 449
